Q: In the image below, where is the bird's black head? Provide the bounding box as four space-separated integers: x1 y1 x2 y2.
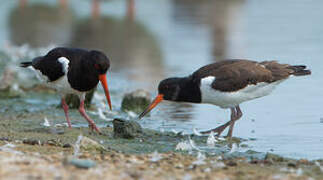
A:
158 77 201 102
139 76 201 119
89 50 110 75
87 50 112 110
158 78 183 101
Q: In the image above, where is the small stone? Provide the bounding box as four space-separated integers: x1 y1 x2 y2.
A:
0 137 9 141
46 139 62 146
121 89 151 114
320 118 323 123
226 161 237 166
67 158 96 169
250 160 259 164
240 144 248 148
298 159 309 165
265 153 285 162
79 136 106 152
113 118 142 139
63 143 72 148
287 161 297 168
23 139 41 145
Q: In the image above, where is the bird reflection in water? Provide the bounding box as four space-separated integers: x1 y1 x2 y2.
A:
172 0 245 61
70 0 164 90
11 0 74 47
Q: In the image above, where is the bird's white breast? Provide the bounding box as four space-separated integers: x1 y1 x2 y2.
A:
200 76 284 108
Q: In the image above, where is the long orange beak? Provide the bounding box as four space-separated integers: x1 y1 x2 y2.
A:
99 74 112 110
138 94 163 119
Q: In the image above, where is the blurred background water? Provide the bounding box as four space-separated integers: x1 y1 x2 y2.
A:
0 0 322 159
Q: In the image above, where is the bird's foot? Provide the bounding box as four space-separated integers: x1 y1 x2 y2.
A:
88 123 101 134
200 122 230 137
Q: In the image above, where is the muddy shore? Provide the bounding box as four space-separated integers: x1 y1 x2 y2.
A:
0 113 322 180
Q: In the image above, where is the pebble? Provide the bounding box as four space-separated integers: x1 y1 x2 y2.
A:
67 158 96 169
23 139 41 146
63 144 72 148
226 161 237 166
79 136 106 152
287 162 297 168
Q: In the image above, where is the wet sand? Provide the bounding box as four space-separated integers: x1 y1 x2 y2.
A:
0 114 322 180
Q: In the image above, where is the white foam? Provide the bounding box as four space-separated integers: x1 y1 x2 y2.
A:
192 152 206 165
42 117 51 127
206 131 217 147
73 134 83 157
193 128 202 136
150 151 163 162
229 143 238 154
175 141 192 151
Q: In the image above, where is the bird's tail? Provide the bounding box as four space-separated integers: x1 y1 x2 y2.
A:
288 65 311 76
20 61 32 68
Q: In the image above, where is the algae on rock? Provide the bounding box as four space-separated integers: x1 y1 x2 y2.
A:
121 89 151 114
113 118 142 139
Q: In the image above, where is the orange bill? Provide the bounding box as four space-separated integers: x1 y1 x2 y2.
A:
99 74 112 110
138 94 164 119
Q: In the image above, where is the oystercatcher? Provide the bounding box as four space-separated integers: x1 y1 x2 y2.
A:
20 47 112 133
139 59 311 138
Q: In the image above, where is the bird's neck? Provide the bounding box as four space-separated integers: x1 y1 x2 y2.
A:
175 76 201 103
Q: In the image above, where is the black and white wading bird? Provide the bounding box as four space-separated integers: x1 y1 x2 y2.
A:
20 47 112 133
139 59 311 138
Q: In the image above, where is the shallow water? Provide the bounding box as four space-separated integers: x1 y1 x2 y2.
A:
0 0 322 160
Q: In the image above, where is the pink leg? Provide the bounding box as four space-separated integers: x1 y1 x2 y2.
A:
91 0 100 18
227 106 243 138
59 0 68 9
78 100 101 133
201 106 243 138
200 121 230 136
126 0 135 20
61 98 72 128
19 0 27 8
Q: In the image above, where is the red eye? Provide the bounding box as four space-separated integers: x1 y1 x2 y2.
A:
94 64 100 69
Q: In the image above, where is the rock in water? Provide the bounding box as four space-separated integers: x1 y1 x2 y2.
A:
113 118 142 139
64 88 96 108
0 67 22 98
121 89 151 114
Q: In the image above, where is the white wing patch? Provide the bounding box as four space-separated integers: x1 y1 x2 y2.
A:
58 57 70 74
200 76 284 108
29 56 81 96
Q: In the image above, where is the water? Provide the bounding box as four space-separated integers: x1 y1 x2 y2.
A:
0 0 323 160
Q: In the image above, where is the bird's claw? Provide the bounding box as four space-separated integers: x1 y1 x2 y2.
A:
88 123 101 134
